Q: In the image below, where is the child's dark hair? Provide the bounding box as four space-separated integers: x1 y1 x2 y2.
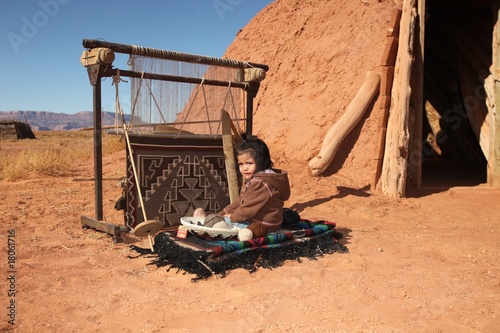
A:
235 134 273 172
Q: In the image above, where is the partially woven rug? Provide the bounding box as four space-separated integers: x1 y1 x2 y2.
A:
130 220 348 281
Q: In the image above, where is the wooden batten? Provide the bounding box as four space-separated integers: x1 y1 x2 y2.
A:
379 66 395 96
387 8 402 37
371 8 401 190
375 96 392 127
381 37 399 67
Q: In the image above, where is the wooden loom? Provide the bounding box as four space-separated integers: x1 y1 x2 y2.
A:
79 39 268 242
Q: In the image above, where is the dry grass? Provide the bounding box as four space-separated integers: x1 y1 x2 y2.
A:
0 130 125 181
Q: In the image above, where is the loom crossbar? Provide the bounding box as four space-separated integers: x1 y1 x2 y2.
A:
111 69 248 89
83 39 269 71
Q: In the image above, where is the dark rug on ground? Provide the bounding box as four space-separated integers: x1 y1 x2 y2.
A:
130 220 348 281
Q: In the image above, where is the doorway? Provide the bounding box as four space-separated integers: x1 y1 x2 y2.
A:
420 1 493 187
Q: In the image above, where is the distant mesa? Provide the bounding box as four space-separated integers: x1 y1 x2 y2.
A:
0 110 134 131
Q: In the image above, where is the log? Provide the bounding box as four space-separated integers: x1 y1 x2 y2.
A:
380 0 416 197
308 71 380 176
490 5 500 186
407 0 425 189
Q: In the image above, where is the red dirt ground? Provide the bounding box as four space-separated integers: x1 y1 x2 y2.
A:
1 146 499 333
1 0 499 332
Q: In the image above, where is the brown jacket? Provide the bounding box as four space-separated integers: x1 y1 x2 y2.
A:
219 169 291 232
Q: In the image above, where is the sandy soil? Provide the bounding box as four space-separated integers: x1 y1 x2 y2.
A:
0 138 499 333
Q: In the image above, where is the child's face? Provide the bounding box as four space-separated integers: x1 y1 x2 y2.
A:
237 152 257 180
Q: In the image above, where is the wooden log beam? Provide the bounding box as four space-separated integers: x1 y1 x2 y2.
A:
380 0 417 197
81 215 123 242
408 0 425 190
83 39 269 71
308 71 380 176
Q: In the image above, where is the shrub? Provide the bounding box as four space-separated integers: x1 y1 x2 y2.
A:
1 148 70 181
102 133 125 155
0 130 124 181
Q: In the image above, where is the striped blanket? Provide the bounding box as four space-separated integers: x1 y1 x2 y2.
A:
131 220 348 281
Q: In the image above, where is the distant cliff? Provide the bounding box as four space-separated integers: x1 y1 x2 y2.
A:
0 111 134 131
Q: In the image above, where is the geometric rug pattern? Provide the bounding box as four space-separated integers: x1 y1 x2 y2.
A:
125 134 230 228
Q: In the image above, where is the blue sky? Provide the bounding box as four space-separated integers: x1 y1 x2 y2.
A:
0 0 273 115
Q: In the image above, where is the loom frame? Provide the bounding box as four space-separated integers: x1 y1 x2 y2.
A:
80 39 268 241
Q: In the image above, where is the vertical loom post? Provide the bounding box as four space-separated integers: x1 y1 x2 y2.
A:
93 80 103 220
245 82 260 135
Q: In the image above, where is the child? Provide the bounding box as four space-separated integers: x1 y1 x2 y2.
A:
218 135 291 241
193 135 290 241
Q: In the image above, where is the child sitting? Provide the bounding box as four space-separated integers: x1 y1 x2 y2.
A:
195 135 290 241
